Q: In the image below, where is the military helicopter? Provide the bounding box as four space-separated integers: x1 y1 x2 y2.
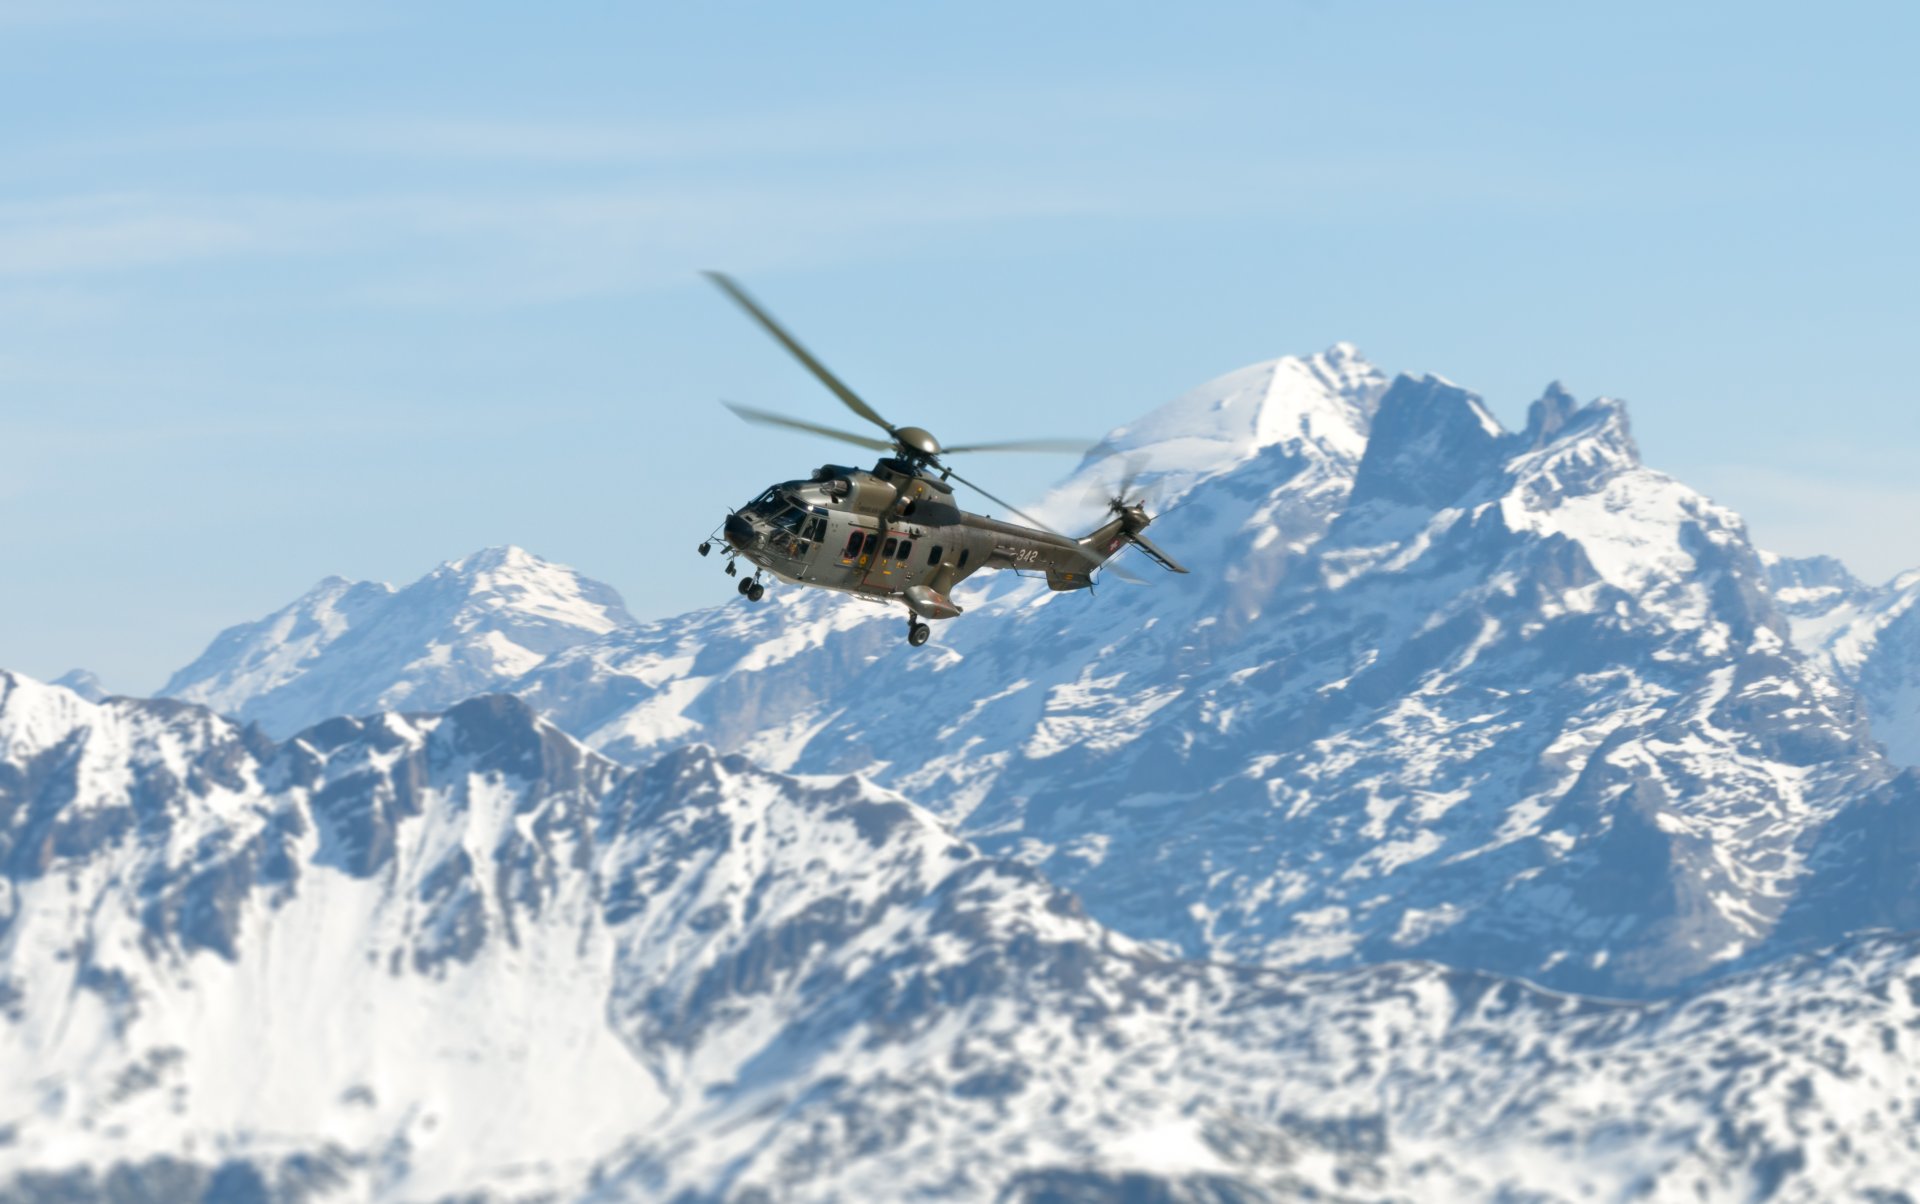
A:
698 272 1186 647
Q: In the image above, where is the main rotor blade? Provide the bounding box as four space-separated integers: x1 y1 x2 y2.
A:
722 401 895 451
943 466 1061 535
704 272 896 436
940 437 1093 455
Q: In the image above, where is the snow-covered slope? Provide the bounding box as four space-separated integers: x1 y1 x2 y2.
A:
161 545 632 737
1769 554 1920 765
5 672 1920 1202
1067 340 1385 484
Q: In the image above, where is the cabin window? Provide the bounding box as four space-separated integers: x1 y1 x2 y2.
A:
842 530 864 557
862 531 878 554
897 540 913 562
957 548 971 569
882 537 898 559
927 545 943 566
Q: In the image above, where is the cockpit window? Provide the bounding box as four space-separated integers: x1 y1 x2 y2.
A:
771 505 806 532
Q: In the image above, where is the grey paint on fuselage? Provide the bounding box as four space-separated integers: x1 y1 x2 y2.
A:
724 460 1121 616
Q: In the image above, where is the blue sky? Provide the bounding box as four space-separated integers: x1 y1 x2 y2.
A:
3 1 1917 690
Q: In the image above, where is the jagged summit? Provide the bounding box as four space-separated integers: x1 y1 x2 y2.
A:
1347 374 1507 510
1523 380 1580 446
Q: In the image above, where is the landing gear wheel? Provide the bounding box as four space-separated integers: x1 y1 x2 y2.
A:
907 621 931 647
746 581 766 602
737 577 754 597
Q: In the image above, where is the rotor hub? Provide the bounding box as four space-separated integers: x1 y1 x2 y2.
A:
892 425 941 458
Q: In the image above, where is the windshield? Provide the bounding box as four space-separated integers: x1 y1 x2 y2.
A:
770 504 807 532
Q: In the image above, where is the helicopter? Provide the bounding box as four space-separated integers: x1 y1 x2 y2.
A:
698 272 1186 647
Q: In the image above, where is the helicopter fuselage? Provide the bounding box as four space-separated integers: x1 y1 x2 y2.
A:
722 457 1117 621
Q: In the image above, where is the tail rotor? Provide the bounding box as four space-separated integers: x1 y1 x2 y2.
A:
1081 452 1189 579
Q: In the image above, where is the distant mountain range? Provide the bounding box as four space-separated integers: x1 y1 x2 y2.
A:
4 673 1917 1201
5 344 1918 1200
142 346 1920 1000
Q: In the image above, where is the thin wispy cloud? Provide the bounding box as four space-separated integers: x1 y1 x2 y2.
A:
0 136 1579 311
0 198 255 277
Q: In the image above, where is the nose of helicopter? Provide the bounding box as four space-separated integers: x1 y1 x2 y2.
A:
723 513 756 549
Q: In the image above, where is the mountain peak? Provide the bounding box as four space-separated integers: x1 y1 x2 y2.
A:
426 545 634 636
1088 343 1388 477
442 544 541 575
1523 381 1580 447
1347 373 1507 509
1563 394 1639 461
51 668 109 702
163 549 635 736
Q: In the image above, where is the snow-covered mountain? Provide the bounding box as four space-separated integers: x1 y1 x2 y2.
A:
498 358 1908 999
161 545 633 737
142 349 1920 1001
1768 553 1920 765
6 672 1919 1202
49 669 108 702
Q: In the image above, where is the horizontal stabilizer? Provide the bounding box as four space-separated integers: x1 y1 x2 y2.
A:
1129 530 1188 574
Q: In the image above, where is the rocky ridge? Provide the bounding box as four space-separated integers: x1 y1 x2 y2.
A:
4 674 1919 1202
